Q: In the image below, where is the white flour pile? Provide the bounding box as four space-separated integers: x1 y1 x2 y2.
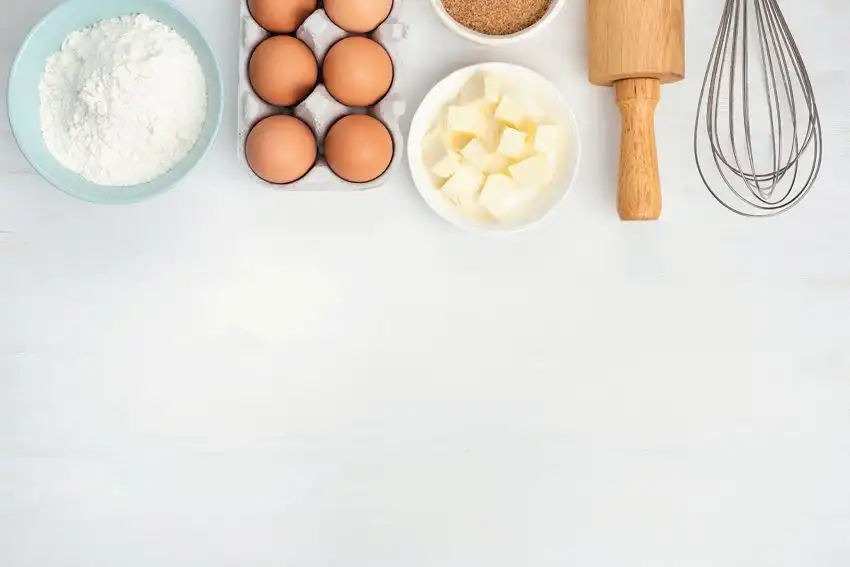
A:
39 14 208 186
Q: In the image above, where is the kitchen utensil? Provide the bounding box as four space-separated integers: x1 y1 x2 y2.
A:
408 63 581 233
429 0 566 47
588 0 685 221
694 0 822 217
7 0 223 204
238 1 407 191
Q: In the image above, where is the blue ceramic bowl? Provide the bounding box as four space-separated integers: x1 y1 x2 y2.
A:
7 0 223 204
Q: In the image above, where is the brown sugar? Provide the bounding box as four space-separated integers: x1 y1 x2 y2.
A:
442 0 551 36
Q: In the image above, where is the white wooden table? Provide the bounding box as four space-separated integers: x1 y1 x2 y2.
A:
2 1 850 565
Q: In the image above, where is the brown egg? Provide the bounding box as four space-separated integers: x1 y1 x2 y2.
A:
248 0 317 33
322 37 394 107
324 115 394 183
324 0 393 33
246 115 317 184
249 36 318 106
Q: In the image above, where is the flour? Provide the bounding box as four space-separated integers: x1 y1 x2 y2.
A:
39 14 208 187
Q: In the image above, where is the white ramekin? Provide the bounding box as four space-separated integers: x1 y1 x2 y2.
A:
408 62 582 234
429 0 566 46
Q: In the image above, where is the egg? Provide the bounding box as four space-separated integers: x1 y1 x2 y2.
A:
324 0 393 33
248 0 317 33
322 37 394 107
324 115 394 183
249 36 318 106
246 115 317 184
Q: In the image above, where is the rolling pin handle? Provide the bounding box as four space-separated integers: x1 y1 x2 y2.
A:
614 77 662 221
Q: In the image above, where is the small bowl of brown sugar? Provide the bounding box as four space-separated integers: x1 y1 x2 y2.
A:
432 0 564 45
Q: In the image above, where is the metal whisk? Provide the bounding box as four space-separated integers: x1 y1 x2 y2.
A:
694 0 823 217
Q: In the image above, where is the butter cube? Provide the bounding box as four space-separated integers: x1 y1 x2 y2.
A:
484 75 501 105
457 75 484 106
423 130 454 164
479 174 519 218
497 127 528 159
440 165 485 206
494 95 526 128
458 74 501 111
534 124 561 156
481 120 502 151
533 124 561 170
509 154 553 187
447 105 487 138
431 151 462 179
486 153 513 175
461 139 491 171
443 130 475 151
520 121 537 139
523 97 547 123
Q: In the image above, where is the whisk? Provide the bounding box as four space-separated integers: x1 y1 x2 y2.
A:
694 0 823 217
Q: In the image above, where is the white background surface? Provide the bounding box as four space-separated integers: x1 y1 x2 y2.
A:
2 0 850 565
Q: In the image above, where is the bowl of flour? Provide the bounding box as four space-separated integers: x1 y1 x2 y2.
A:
7 0 223 204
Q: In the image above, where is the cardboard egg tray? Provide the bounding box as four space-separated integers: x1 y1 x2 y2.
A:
238 1 407 190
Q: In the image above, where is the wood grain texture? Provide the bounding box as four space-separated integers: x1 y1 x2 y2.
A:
588 0 684 221
587 0 685 86
615 78 662 221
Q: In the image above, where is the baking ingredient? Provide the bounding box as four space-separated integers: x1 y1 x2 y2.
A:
249 36 318 106
497 127 528 159
246 115 317 184
422 72 564 220
534 124 560 157
432 151 462 179
458 73 501 108
446 105 488 138
441 0 550 36
479 174 519 217
248 0 317 33
440 165 485 210
322 37 393 107
460 139 490 171
423 137 462 179
509 155 552 186
324 115 394 183
494 95 527 128
38 14 207 187
325 0 393 33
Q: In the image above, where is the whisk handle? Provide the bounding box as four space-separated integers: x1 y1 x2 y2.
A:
615 78 662 221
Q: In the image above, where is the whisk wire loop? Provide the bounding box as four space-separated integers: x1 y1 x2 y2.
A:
695 0 822 217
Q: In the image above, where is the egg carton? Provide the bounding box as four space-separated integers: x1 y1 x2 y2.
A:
238 1 407 190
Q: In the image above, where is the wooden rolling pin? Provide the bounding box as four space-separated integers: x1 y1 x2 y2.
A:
588 0 685 221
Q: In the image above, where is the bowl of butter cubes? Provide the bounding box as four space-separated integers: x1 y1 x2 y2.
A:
408 62 580 232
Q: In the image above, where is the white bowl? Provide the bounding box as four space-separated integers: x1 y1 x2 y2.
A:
429 0 565 46
408 62 581 233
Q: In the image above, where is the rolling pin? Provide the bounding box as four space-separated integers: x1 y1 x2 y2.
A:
588 0 685 221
